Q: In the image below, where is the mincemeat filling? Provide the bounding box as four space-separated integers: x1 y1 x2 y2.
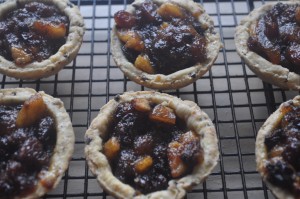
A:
248 3 300 74
0 2 69 66
114 0 208 75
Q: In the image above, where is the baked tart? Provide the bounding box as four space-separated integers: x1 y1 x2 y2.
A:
111 0 221 90
0 0 85 80
256 95 300 199
235 2 300 90
0 88 74 198
85 91 219 198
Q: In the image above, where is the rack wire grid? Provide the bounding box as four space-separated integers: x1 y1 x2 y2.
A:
0 0 299 198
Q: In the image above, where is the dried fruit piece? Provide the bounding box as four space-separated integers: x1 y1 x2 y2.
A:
286 42 300 66
167 141 187 178
179 131 203 164
157 3 184 20
17 137 45 167
264 14 278 41
11 47 32 66
248 35 281 65
132 98 151 112
149 104 176 125
134 134 154 155
103 137 120 160
265 48 281 65
114 10 137 28
168 131 203 178
134 54 154 74
160 22 169 29
268 146 284 158
281 105 294 127
135 0 161 24
266 160 295 191
117 30 144 52
296 6 300 25
190 36 207 62
16 93 47 128
125 36 144 52
32 21 66 39
265 129 285 151
117 30 135 43
134 155 153 174
180 131 198 143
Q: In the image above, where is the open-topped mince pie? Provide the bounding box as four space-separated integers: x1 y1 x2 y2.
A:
85 91 219 198
0 0 84 80
111 0 221 90
256 96 300 199
235 2 300 90
0 88 74 198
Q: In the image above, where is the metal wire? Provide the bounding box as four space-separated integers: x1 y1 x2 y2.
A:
0 0 297 198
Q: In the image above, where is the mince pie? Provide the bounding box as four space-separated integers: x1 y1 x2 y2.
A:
256 96 300 199
111 0 221 90
0 0 85 80
0 88 74 198
85 91 219 198
235 2 300 90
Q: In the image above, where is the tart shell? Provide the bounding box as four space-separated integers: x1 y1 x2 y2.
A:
0 88 75 199
235 2 300 90
111 0 222 90
0 0 85 80
85 91 219 199
256 95 300 199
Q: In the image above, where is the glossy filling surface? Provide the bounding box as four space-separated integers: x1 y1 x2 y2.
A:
114 0 207 75
248 3 300 74
104 98 203 194
264 105 300 196
0 2 69 66
0 95 56 198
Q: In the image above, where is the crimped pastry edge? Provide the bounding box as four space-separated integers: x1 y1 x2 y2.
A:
111 0 222 90
256 95 300 199
0 88 75 199
0 0 85 80
85 91 219 199
235 1 300 90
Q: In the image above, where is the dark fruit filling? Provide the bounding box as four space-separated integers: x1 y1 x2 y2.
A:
0 94 56 198
0 2 69 66
248 3 300 74
264 105 300 196
114 0 207 75
104 98 203 194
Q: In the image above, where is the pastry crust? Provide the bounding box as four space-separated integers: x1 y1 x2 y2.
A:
0 0 85 80
256 95 300 199
0 88 75 199
111 0 222 90
235 1 300 90
85 91 219 199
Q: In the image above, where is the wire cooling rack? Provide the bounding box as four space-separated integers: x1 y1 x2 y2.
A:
0 0 298 198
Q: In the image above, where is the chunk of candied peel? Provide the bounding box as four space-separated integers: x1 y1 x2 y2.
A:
149 104 176 125
134 54 155 74
11 47 32 66
32 21 66 39
117 30 144 52
134 155 153 174
168 141 187 178
157 2 184 20
132 98 151 112
16 93 47 128
104 137 121 160
168 131 203 178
